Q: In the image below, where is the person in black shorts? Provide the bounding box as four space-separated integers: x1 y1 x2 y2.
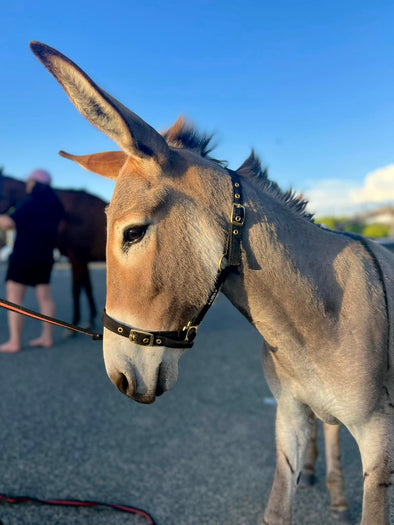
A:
0 169 64 352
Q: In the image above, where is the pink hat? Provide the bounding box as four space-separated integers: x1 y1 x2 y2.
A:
27 169 52 185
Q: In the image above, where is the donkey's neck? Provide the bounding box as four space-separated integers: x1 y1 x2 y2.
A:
222 179 346 350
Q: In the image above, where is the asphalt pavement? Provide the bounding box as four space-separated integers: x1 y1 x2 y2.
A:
0 264 392 524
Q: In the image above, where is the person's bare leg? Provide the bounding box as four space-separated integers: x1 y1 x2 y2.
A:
0 280 26 352
29 284 55 347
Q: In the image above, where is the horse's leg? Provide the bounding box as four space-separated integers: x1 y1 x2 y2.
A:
323 423 349 521
68 255 98 327
72 280 82 326
350 415 393 525
298 418 318 487
81 268 97 327
67 255 82 326
263 398 315 525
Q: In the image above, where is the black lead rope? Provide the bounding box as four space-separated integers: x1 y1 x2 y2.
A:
0 298 103 340
102 168 245 348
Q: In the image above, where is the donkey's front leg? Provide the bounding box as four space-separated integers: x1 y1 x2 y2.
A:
263 399 314 525
351 415 393 525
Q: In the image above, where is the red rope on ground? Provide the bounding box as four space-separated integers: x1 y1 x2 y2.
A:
0 493 156 524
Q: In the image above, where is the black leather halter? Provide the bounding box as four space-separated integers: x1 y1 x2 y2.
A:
102 169 245 348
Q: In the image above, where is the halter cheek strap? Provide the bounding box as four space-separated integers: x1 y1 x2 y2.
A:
101 169 245 348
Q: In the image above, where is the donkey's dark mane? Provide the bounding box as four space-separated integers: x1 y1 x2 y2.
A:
163 117 217 160
163 118 314 222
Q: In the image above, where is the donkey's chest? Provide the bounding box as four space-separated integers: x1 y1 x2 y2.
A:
262 340 384 424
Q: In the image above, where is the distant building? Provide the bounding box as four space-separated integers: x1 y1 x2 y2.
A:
359 206 394 236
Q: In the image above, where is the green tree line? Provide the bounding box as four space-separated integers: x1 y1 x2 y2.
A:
316 217 390 238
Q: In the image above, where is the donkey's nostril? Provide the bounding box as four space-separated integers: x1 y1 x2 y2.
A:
116 373 130 396
108 369 137 399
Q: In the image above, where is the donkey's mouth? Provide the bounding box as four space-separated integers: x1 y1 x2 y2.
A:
133 393 157 404
133 383 168 403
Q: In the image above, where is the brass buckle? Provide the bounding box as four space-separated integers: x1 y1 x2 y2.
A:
183 322 198 342
231 203 245 226
129 329 154 346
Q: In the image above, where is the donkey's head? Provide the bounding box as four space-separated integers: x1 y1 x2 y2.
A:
30 42 233 403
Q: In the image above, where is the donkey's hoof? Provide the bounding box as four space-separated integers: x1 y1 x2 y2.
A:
331 508 350 523
298 472 316 488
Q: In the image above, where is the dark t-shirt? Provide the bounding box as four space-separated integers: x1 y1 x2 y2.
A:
10 184 64 265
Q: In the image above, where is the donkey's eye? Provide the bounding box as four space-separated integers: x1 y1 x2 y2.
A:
123 225 148 247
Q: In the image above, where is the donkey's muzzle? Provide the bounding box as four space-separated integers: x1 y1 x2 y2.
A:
108 364 170 404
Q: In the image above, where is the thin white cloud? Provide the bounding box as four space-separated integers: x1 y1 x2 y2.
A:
305 164 394 217
352 164 394 203
305 179 362 217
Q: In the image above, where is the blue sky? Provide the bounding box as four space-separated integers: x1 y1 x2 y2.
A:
1 1 394 217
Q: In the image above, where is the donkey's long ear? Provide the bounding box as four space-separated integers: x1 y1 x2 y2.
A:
59 150 127 180
30 41 169 162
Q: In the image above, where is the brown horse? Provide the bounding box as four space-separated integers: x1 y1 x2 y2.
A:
31 41 394 525
0 173 107 327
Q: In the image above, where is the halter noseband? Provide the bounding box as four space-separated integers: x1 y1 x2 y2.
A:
102 169 245 349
